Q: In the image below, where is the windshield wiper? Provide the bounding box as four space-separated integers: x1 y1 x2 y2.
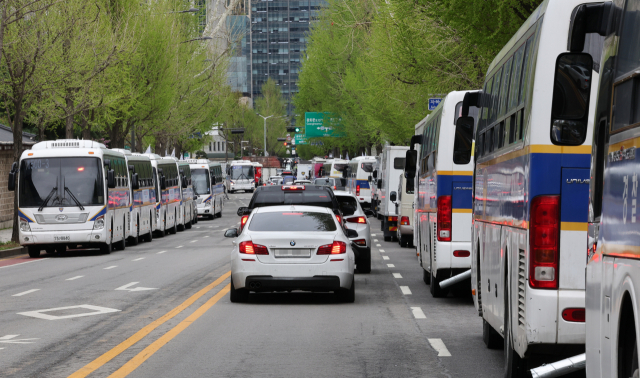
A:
64 187 85 210
38 176 59 212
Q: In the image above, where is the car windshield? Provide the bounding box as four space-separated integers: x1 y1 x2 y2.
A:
314 178 334 186
361 163 374 173
283 176 295 184
336 196 359 212
230 166 254 180
19 157 104 207
191 169 210 194
248 211 337 231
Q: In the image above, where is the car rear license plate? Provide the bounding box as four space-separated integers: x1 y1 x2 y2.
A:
274 249 311 258
54 235 70 242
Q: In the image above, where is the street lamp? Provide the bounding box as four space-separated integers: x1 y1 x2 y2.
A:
257 114 287 157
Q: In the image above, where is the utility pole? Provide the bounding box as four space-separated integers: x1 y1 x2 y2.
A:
256 114 274 157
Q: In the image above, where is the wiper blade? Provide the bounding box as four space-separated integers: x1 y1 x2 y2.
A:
38 187 58 212
64 187 85 210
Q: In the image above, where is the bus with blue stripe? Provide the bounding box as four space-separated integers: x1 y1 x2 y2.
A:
451 0 604 373
346 156 376 209
407 90 478 299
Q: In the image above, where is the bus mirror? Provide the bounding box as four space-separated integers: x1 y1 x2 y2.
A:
132 173 140 190
211 176 216 185
550 53 593 146
568 3 611 52
103 159 111 169
160 176 167 190
128 164 135 173
181 175 187 188
8 172 15 191
454 116 474 165
405 150 417 179
390 191 397 202
368 176 372 183
372 170 377 179
406 179 415 193
107 170 116 188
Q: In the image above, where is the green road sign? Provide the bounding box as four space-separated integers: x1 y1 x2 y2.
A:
293 134 308 145
305 112 345 138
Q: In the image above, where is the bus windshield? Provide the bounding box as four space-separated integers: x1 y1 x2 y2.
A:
191 169 210 195
230 165 254 180
19 157 104 208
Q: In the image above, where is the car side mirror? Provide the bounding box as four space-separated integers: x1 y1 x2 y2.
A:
390 191 397 202
107 170 116 188
237 206 251 216
224 228 239 238
453 116 475 165
346 229 359 238
132 173 140 190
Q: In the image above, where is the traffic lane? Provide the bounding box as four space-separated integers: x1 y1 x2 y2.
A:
125 237 449 378
0 205 238 377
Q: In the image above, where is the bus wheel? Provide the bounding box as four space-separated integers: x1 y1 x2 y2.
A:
170 212 177 234
483 319 502 349
157 215 166 238
422 268 431 285
619 296 638 378
101 226 113 254
27 246 41 258
116 222 126 251
430 269 448 298
504 273 527 377
129 218 139 246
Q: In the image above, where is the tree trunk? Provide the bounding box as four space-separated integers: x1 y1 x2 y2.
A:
0 5 6 69
65 90 74 138
81 109 91 140
175 143 182 159
11 97 24 243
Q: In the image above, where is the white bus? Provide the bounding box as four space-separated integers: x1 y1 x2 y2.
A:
156 157 181 235
346 156 376 209
226 160 255 193
452 0 603 373
189 159 214 219
12 140 131 256
142 154 172 237
378 146 408 241
178 160 196 229
405 90 478 298
321 159 348 190
209 161 224 217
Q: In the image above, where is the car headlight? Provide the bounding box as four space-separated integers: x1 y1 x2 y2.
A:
19 218 30 232
93 215 105 230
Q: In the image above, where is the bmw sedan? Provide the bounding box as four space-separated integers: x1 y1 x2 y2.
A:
224 205 357 303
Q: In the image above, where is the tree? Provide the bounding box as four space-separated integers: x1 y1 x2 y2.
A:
254 79 288 156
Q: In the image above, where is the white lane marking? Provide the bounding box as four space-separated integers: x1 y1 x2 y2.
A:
196 227 201 229
0 335 38 344
371 234 376 236
393 273 402 279
411 307 426 319
204 236 210 238
132 258 144 261
157 251 167 254
66 276 84 281
376 244 381 247
190 240 197 243
382 256 389 260
176 246 183 249
115 282 157 292
374 239 379 242
0 258 48 270
400 286 412 295
18 305 120 320
387 264 395 268
104 266 117 270
428 339 451 357
379 249 385 252
13 289 39 297
208 226 213 228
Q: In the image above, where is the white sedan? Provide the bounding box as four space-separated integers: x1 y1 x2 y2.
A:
333 191 372 273
225 205 357 303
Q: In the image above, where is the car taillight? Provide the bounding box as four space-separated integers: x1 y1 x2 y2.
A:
333 186 336 190
240 215 249 231
346 216 366 224
336 215 342 223
239 241 269 255
352 239 366 246
356 185 360 196
562 308 585 322
282 185 305 190
437 195 452 241
400 216 410 225
529 195 560 289
453 250 470 257
317 241 346 255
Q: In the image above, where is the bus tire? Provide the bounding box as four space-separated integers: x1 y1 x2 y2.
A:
185 219 192 229
129 218 139 246
422 268 431 285
157 215 166 238
170 211 177 234
28 246 41 258
430 269 448 298
504 272 527 378
101 227 113 254
483 319 502 349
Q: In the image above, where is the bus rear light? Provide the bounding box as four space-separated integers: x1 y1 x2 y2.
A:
388 216 398 222
400 216 410 225
317 241 346 255
346 216 366 224
437 196 452 242
356 185 360 196
562 308 585 322
529 195 560 289
453 250 470 257
239 241 268 255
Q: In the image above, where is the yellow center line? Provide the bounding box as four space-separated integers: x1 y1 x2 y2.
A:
68 271 231 378
108 284 231 378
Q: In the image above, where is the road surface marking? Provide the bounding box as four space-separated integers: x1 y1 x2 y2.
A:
204 236 210 238
196 227 200 229
115 282 156 292
0 334 38 344
393 273 402 279
68 271 231 378
411 307 426 319
19 305 120 320
66 276 84 281
379 249 385 252
190 240 197 243
175 246 183 249
132 258 144 262
374 239 379 242
208 226 212 228
157 251 167 254
0 258 47 270
106 284 231 378
376 244 381 247
104 266 117 270
400 286 412 295
371 234 376 236
387 264 395 268
382 256 389 260
428 339 451 357
13 289 39 297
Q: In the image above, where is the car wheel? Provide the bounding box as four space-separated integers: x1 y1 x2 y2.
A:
483 319 502 349
357 249 371 273
27 246 41 258
336 277 355 303
229 278 249 303
422 268 431 285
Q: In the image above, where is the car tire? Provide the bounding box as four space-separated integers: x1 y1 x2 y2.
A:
229 278 249 303
28 246 41 258
400 235 409 248
357 249 371 274
483 319 502 349
384 235 391 242
430 268 448 298
422 268 431 285
336 277 355 303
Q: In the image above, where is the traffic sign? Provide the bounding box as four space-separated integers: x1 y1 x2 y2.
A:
428 98 442 111
286 136 291 141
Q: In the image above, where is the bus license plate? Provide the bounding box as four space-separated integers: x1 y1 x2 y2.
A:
54 235 70 242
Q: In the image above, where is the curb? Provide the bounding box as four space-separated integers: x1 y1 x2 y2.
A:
0 246 27 259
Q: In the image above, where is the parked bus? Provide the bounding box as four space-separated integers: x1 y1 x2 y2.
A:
411 116 427 253
209 161 224 218
321 159 348 190
569 2 640 377
12 140 130 257
113 149 155 245
448 0 603 374
226 160 255 193
156 158 181 235
178 160 195 229
371 154 382 217
188 159 213 219
346 156 376 209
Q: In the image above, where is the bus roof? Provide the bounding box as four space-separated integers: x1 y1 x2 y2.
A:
186 158 210 164
31 139 106 151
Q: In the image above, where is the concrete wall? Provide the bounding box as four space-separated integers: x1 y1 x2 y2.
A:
0 149 14 229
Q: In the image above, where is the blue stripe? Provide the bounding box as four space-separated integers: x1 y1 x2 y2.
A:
355 179 371 189
18 210 34 223
89 206 107 221
437 175 472 197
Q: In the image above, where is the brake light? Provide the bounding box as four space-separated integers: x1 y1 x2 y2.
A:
400 216 410 225
240 215 249 231
335 215 342 223
529 195 560 289
317 241 346 255
388 216 398 222
282 185 305 190
352 239 366 246
346 216 366 224
437 195 452 241
453 250 470 257
562 308 585 322
239 241 269 255
356 185 360 196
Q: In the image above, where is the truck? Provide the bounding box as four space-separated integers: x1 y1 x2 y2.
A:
378 146 409 241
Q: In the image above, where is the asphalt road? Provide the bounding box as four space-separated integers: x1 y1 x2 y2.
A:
1 192 510 378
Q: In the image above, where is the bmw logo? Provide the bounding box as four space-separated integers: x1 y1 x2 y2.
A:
290 240 296 246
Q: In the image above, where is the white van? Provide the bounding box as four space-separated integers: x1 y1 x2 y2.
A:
378 146 409 241
394 173 413 248
346 156 376 209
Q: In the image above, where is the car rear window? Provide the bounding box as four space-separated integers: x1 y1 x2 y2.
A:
336 196 358 210
248 212 337 231
251 190 335 208
314 178 333 185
